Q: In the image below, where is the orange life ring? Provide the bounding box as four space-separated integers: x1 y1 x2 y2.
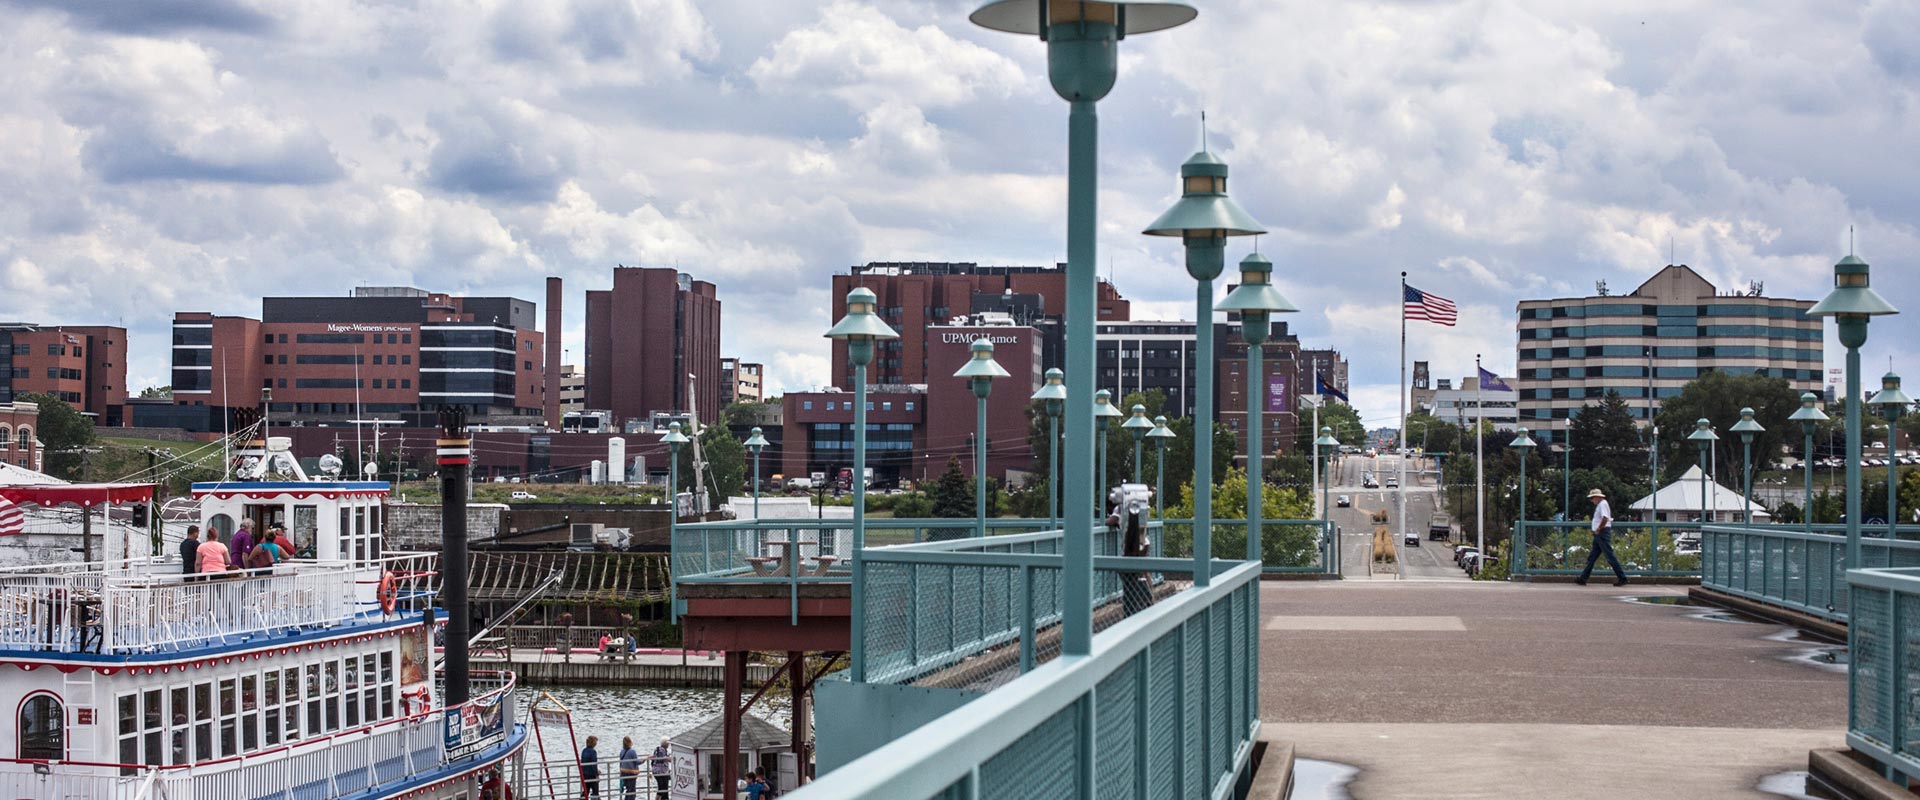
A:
378 571 398 615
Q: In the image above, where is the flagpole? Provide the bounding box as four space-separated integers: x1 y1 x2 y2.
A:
1312 360 1322 519
1398 272 1408 576
1476 354 1485 559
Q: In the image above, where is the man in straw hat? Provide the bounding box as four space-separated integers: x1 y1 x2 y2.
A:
1575 487 1627 586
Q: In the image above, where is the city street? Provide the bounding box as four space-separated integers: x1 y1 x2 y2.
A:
1326 452 1468 581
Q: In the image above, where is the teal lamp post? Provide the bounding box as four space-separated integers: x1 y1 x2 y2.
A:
1123 404 1155 483
1315 426 1342 573
743 427 769 521
955 339 1011 538
1031 368 1068 530
973 0 1196 660
1147 415 1176 520
1688 419 1719 523
1093 389 1123 514
1218 250 1297 561
663 421 691 622
1870 371 1910 541
1787 392 1828 534
1510 428 1537 556
1806 252 1897 568
1729 408 1765 526
825 286 899 681
1145 150 1267 583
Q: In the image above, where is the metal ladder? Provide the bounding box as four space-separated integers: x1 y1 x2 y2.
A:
61 667 99 763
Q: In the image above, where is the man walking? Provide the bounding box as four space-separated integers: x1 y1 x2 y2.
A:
1575 488 1627 587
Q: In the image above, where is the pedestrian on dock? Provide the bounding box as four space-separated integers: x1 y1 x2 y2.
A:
580 735 601 798
180 526 201 577
650 738 671 799
619 736 640 799
1575 488 1628 587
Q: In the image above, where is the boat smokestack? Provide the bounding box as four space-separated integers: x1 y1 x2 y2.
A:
437 407 473 705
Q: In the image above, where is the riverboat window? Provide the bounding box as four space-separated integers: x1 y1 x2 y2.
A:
324 661 340 731
346 656 362 727
208 513 235 540
363 654 381 721
380 652 395 718
241 673 259 751
20 693 63 760
264 670 281 746
307 663 323 735
169 686 188 765
283 666 302 741
115 689 168 775
293 505 318 551
219 677 238 756
193 681 213 760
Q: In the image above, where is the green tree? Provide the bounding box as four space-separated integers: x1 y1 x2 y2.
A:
927 458 973 518
19 393 94 479
1162 468 1319 566
1569 391 1647 478
1317 402 1365 447
1655 372 1801 482
678 424 745 508
138 385 171 398
890 491 933 518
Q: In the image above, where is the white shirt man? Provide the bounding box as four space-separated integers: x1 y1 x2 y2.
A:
1591 496 1612 533
1576 488 1627 586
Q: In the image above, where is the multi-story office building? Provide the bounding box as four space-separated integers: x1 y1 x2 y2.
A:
1219 324 1303 462
1098 319 1305 458
1515 264 1822 443
1424 374 1519 432
721 358 764 405
780 386 928 487
0 324 129 426
829 262 1129 388
585 267 722 428
557 364 587 415
1299 348 1349 398
165 287 544 430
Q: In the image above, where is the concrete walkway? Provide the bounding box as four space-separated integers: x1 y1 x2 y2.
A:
1260 581 1846 797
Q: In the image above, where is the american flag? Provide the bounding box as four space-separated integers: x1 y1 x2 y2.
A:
0 495 23 537
1403 284 1457 326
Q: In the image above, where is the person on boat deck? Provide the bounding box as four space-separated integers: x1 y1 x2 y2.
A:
580 735 602 798
270 525 296 559
180 525 201 576
198 529 231 574
230 522 256 562
619 736 641 800
244 537 275 574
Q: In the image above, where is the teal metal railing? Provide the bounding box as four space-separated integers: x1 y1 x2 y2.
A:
1701 524 1920 623
1843 566 1920 782
1159 518 1338 575
1510 521 1702 579
792 559 1263 799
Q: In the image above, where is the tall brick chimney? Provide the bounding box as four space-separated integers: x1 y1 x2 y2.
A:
544 276 563 429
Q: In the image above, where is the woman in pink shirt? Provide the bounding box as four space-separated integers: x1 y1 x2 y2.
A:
197 530 231 573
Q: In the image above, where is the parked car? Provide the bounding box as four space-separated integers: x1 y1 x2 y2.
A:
509 490 538 501
1336 495 1351 508
1454 545 1479 567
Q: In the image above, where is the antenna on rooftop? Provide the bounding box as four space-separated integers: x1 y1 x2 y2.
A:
1595 280 1609 296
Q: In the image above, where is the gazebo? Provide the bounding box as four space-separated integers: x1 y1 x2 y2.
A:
1625 465 1771 523
669 712 796 798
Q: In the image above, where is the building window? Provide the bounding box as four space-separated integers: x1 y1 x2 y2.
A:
882 402 892 411
802 401 813 410
905 402 915 411
401 355 411 365
402 334 412 344
401 379 411 389
264 355 273 365
20 693 63 760
278 334 287 344
278 354 287 364
278 378 287 389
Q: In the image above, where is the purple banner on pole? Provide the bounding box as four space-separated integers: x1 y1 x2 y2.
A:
1266 375 1289 413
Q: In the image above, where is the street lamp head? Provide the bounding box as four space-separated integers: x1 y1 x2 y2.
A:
1687 418 1718 445
1808 254 1897 349
971 0 1195 102
1870 371 1911 420
1123 403 1155 436
662 421 690 446
1031 367 1067 415
1146 415 1177 441
1507 427 1536 450
1314 426 1341 449
743 427 769 450
825 287 900 368
1218 251 1298 345
1729 406 1764 443
954 338 1012 399
1144 151 1266 281
1093 389 1123 420
1788 392 1829 427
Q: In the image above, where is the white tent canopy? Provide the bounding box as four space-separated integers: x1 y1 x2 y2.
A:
1626 465 1770 523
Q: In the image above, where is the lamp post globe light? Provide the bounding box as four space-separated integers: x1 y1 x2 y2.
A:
1728 408 1765 527
1870 371 1911 541
955 338 1011 538
1123 404 1155 483
1788 392 1829 534
973 0 1195 660
1145 149 1266 584
824 286 900 681
743 427 770 522
1806 252 1898 567
1509 428 1537 563
1031 368 1069 530
1688 419 1719 523
1147 415 1176 523
1314 426 1343 574
1217 250 1297 562
1094 389 1124 515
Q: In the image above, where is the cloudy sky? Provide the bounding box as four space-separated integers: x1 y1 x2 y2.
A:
3 0 1916 429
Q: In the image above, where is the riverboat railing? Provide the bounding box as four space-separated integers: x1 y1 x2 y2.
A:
0 669 517 800
0 552 439 655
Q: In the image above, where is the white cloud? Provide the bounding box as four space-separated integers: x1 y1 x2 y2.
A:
748 1 1024 109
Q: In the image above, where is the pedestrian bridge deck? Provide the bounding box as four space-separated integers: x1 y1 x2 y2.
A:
1258 580 1846 797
